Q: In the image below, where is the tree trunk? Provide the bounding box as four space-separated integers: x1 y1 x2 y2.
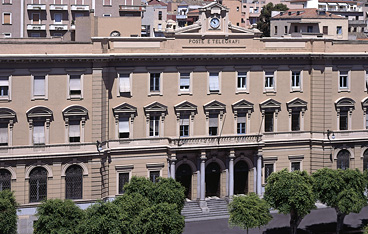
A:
336 210 346 234
290 209 303 234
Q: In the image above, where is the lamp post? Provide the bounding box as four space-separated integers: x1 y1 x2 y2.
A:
327 130 335 162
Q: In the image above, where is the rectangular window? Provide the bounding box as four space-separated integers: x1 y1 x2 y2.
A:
118 173 129 194
264 163 274 182
3 0 12 4
366 111 368 129
119 117 129 138
340 110 348 130
69 120 80 142
265 111 273 132
32 13 40 24
237 113 246 134
209 114 218 136
307 26 313 33
30 33 40 37
274 26 277 35
150 73 160 92
0 123 8 146
339 71 348 89
103 0 112 5
179 115 189 137
150 170 160 183
291 71 300 89
291 111 300 131
149 116 159 137
237 72 247 90
33 122 45 145
119 73 130 93
0 76 9 98
265 72 274 89
54 13 62 24
323 26 328 35
69 75 81 97
33 76 45 97
158 11 162 20
284 26 287 34
209 72 219 92
103 14 111 17
337 26 342 35
2 13 11 25
294 26 298 33
291 162 300 171
179 73 190 91
3 33 11 38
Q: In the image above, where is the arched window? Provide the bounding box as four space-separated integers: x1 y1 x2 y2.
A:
337 150 350 170
0 169 11 191
29 167 47 203
363 149 368 171
65 165 83 199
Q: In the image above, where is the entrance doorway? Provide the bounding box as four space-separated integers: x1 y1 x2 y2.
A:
176 164 192 199
206 162 221 197
234 160 249 195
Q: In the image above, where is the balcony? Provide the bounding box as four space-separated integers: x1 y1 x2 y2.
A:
176 15 187 20
49 4 68 10
49 24 68 30
27 24 46 30
119 5 146 12
27 4 46 10
348 20 367 26
71 5 90 11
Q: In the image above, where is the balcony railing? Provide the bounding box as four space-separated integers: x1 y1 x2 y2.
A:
49 24 68 30
27 4 46 10
348 20 367 26
71 5 90 11
27 24 46 30
176 15 187 20
119 5 146 11
170 135 262 147
49 4 68 10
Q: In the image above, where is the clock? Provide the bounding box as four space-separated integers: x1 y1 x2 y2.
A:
110 31 121 37
210 18 220 29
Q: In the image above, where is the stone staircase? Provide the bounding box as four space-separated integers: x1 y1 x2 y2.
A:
181 198 230 222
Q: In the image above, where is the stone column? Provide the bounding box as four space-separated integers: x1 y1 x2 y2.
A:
229 150 235 197
171 153 176 179
200 151 206 201
253 155 257 193
167 158 171 178
257 154 262 195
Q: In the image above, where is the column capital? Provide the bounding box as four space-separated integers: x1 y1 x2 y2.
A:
200 151 207 161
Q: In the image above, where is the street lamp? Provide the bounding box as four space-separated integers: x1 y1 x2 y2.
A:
96 140 103 153
326 130 335 162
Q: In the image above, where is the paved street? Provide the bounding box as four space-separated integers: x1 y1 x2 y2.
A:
183 206 368 234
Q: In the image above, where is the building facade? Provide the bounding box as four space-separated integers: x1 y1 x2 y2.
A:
1 2 368 232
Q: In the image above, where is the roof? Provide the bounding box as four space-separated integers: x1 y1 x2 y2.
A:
272 8 346 19
148 0 167 6
289 0 357 3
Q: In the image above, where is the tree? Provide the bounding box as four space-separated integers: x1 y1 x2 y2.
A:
132 203 185 234
256 3 288 37
313 168 367 234
153 177 186 212
228 193 272 234
264 169 316 234
33 199 84 234
0 190 17 234
123 176 155 200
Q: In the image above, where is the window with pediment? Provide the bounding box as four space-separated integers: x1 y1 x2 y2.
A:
26 106 53 145
62 105 88 143
204 100 226 136
260 99 281 133
335 98 354 131
232 99 253 135
175 101 197 137
144 102 167 137
287 98 307 131
0 108 15 146
361 98 368 129
113 103 137 139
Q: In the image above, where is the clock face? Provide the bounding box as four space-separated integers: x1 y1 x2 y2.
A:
110 31 121 37
210 18 220 29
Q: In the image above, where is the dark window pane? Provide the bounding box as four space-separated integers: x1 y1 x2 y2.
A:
291 162 300 171
337 150 350 170
65 165 83 200
339 111 348 130
364 150 368 171
150 171 160 183
264 164 273 182
265 112 273 132
118 173 129 194
29 167 47 203
292 111 300 131
0 169 11 191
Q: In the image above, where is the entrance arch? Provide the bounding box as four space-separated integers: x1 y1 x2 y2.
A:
234 160 249 195
206 162 221 197
176 164 192 199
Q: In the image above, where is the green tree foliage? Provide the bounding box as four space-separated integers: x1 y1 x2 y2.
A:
0 190 18 234
123 176 154 200
312 168 367 234
132 203 185 234
264 169 316 234
228 193 272 234
256 3 288 37
33 199 84 234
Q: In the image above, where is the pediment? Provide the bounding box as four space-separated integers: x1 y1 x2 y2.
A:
174 101 197 112
229 25 261 35
260 99 281 109
26 106 53 118
63 105 88 117
335 97 355 108
204 100 226 111
113 103 137 114
144 101 167 113
287 98 308 109
232 99 254 111
0 108 16 119
202 2 228 12
175 24 202 34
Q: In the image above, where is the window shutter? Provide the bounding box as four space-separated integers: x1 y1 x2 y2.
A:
180 76 190 87
34 76 45 96
119 117 129 133
0 124 8 144
209 73 219 91
69 75 81 91
33 123 45 144
180 116 189 126
209 115 218 127
119 74 130 93
237 116 246 123
0 77 9 86
3 14 11 24
69 121 80 137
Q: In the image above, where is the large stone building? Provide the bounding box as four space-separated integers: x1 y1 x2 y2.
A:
1 2 368 233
